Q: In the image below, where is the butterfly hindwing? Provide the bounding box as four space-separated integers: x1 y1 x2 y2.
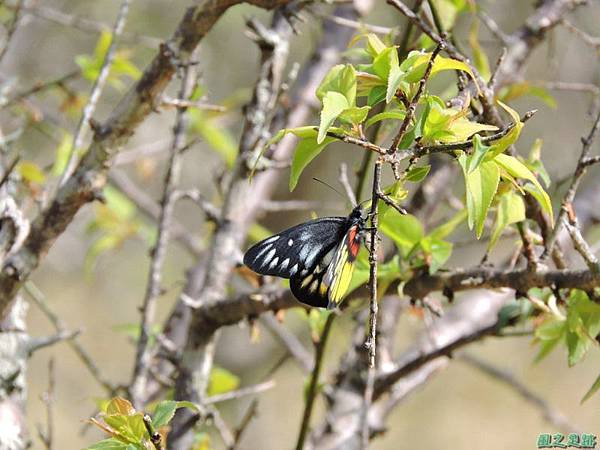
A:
243 217 348 279
324 223 362 309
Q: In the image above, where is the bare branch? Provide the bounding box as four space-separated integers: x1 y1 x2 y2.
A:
404 267 600 299
60 0 131 186
204 380 276 405
130 47 198 408
542 108 600 260
260 314 312 373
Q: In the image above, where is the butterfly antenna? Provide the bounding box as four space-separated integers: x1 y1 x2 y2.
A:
312 177 348 202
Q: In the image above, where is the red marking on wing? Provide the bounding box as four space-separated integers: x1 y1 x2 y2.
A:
346 225 360 259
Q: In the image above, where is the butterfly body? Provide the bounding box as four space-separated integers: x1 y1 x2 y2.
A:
243 205 366 309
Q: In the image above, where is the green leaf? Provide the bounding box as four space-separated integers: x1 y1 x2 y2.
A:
104 186 136 220
152 400 178 429
527 139 551 188
349 33 387 57
87 438 129 450
404 165 431 182
208 366 240 396
380 213 424 254
494 153 553 222
581 373 600 403
534 317 566 363
404 53 474 84
421 237 453 274
486 101 523 159
366 85 387 106
488 191 525 250
316 64 356 105
289 135 337 191
318 91 350 143
447 117 497 142
458 156 500 238
338 105 370 125
468 134 491 173
364 109 406 130
106 398 136 415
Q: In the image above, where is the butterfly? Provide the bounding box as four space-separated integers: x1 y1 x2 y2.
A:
243 205 367 309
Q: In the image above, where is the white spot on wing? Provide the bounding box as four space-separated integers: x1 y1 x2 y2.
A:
260 248 276 268
288 239 293 246
253 243 272 263
268 257 279 270
280 258 290 270
289 264 298 276
263 235 280 244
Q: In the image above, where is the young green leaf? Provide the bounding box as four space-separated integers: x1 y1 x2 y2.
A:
364 109 406 130
152 400 178 429
581 373 600 403
458 156 500 238
86 438 129 450
289 135 337 191
379 213 424 254
404 165 431 182
317 91 349 143
421 237 453 274
404 53 474 84
18 161 46 184
468 134 491 173
486 101 523 159
338 105 370 125
315 64 356 106
494 153 553 222
488 191 525 250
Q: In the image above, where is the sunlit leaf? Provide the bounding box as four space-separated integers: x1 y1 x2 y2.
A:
316 64 356 105
364 109 406 130
488 191 525 250
458 156 500 238
380 213 424 254
404 53 474 84
318 91 350 143
421 237 452 274
404 165 431 182
494 153 553 222
289 134 337 191
468 17 491 81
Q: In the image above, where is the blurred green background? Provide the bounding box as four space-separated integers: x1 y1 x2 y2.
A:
4 0 599 448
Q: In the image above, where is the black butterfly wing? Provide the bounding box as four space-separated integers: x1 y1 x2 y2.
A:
243 217 348 279
289 244 338 308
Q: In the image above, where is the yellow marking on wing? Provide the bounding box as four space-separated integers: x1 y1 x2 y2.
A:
301 274 313 288
327 245 355 308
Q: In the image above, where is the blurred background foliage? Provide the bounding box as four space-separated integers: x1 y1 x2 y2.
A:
1 0 598 448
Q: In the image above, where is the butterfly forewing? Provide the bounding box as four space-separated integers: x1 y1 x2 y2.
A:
243 217 348 279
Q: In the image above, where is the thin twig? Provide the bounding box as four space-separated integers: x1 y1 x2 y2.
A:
130 49 198 407
0 0 24 64
231 399 259 449
204 380 276 404
563 217 600 272
0 156 19 189
260 314 312 373
390 42 444 152
561 19 600 52
24 281 117 393
143 414 164 450
295 313 336 450
542 109 600 260
36 358 55 450
361 158 382 448
60 0 131 186
338 163 357 207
